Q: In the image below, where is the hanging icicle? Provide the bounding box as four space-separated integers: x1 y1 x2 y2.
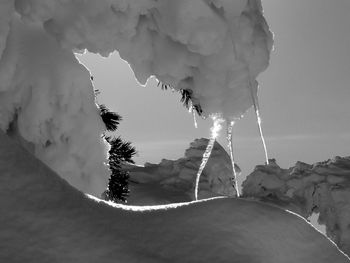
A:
249 80 269 165
194 116 224 200
192 107 198 129
201 1 270 169
226 120 240 197
203 2 270 166
194 137 215 201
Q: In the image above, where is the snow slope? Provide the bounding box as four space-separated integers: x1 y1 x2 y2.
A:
0 130 348 262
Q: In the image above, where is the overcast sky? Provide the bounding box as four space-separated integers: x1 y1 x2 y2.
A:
78 0 350 182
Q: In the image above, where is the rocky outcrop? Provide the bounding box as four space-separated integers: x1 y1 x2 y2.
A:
242 157 350 256
125 138 238 205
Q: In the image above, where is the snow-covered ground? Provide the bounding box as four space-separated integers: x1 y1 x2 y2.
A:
1 130 348 262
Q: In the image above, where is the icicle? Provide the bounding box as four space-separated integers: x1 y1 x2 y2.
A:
249 81 269 165
227 120 240 197
194 116 224 200
194 137 215 201
188 103 198 129
203 1 270 166
192 108 198 129
203 3 270 165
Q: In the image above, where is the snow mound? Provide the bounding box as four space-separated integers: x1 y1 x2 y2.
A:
126 138 238 205
0 130 348 263
242 157 350 256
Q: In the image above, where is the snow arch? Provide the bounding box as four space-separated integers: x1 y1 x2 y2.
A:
0 0 272 195
1 1 350 262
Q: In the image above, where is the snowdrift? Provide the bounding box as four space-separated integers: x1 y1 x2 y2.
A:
0 130 348 262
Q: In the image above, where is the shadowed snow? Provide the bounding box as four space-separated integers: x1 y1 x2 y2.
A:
0 130 348 262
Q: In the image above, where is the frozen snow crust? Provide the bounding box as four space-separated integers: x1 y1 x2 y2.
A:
242 158 350 257
1 130 349 263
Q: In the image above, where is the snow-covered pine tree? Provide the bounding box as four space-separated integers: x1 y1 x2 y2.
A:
99 104 136 203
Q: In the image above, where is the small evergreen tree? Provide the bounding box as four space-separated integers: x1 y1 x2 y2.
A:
158 81 203 116
99 104 136 203
99 104 121 132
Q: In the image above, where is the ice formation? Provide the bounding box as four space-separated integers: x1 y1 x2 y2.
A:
242 157 350 256
1 130 349 262
249 82 270 164
0 0 273 196
194 116 224 200
0 0 273 195
227 120 240 196
15 0 273 119
192 107 198 128
125 138 238 205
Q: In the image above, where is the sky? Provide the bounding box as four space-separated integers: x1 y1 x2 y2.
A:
78 0 350 183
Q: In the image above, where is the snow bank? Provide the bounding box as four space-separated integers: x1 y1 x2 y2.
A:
126 138 238 205
0 14 109 196
0 130 348 263
242 157 350 256
0 0 272 195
